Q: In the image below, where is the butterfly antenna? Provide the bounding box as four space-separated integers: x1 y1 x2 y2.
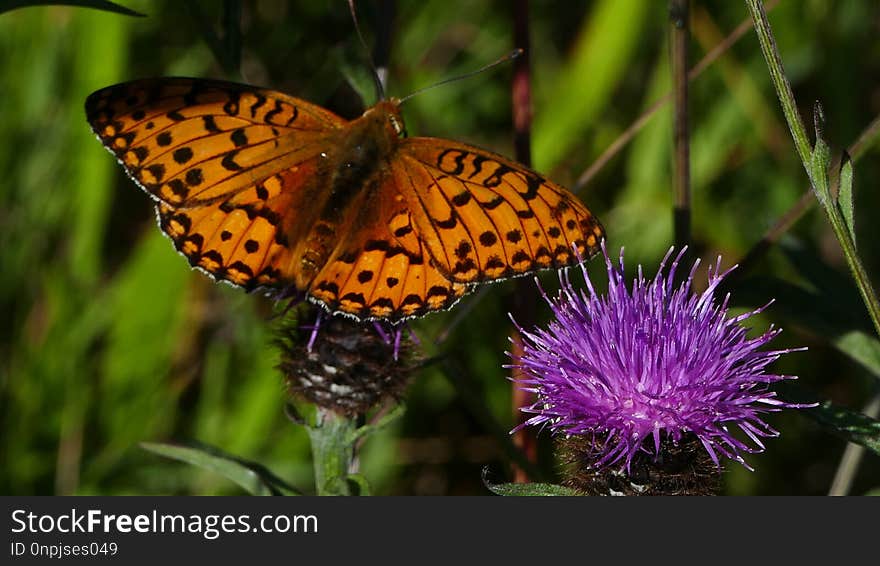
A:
348 0 386 100
398 48 524 104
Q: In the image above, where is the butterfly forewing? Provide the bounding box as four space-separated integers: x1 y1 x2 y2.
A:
85 78 344 207
395 138 604 284
86 78 349 293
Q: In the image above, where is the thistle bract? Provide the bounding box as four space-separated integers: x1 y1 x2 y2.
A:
278 307 416 416
511 247 806 471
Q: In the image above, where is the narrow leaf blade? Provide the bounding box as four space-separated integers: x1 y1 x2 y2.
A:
348 403 406 444
486 481 583 497
141 442 301 496
810 137 831 206
0 0 145 16
838 151 856 245
803 402 880 457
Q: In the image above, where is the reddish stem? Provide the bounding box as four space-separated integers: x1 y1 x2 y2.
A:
510 0 538 484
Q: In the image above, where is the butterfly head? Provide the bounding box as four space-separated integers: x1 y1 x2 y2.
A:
363 98 407 139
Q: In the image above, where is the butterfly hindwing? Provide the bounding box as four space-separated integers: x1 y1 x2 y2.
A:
309 242 469 320
154 165 327 291
308 171 468 320
396 138 604 283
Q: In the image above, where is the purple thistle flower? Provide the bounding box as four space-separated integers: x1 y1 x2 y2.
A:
510 246 809 472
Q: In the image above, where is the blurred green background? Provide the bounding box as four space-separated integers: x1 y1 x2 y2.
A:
2 0 879 495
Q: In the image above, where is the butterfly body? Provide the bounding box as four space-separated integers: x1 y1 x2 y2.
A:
283 100 402 289
86 78 604 321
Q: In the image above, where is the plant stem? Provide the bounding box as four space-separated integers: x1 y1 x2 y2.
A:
509 0 539 484
744 0 811 165
574 0 781 193
745 0 880 339
307 408 358 495
670 0 691 249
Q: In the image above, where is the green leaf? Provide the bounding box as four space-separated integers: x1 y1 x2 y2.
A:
335 44 374 108
809 101 831 204
347 403 406 445
345 474 372 496
486 481 583 497
834 330 880 380
532 0 652 170
810 138 831 207
838 151 856 246
802 402 880 457
0 0 144 16
141 442 302 496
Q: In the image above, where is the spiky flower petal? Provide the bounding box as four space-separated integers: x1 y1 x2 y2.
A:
511 246 808 471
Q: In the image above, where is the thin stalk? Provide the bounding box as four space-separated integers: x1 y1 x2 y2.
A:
575 0 780 193
307 408 359 495
744 0 811 165
222 0 242 76
745 0 880 339
670 0 691 249
372 0 396 94
828 391 880 495
182 0 242 79
509 0 539 483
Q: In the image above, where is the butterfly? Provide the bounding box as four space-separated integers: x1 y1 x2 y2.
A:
85 78 604 321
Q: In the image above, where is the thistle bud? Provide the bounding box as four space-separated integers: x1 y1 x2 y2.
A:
278 307 417 416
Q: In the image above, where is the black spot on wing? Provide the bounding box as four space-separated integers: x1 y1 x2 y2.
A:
478 231 497 247
264 99 283 124
185 168 204 186
249 94 266 118
221 150 242 171
435 214 457 229
202 115 220 132
173 147 193 164
223 91 241 116
231 128 248 147
452 192 471 206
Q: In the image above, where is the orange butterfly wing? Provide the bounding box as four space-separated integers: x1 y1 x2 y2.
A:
307 167 469 319
307 136 605 320
87 80 604 322
394 138 604 283
86 78 345 291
